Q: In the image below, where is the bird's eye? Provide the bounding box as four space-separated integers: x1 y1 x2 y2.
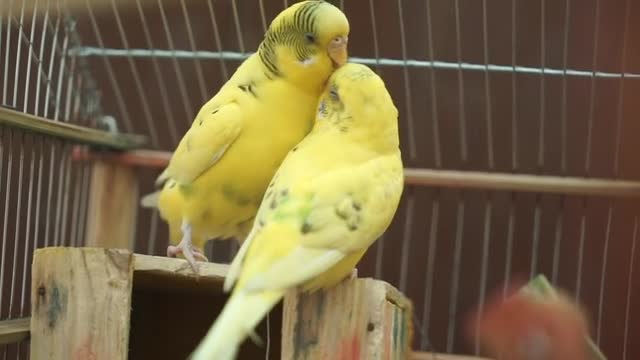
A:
329 87 339 101
304 33 316 44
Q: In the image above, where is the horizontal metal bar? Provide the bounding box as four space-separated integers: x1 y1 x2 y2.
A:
73 148 640 198
0 107 147 149
404 168 640 198
0 317 30 345
67 47 640 79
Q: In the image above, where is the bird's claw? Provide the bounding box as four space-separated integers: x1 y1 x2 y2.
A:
167 243 209 274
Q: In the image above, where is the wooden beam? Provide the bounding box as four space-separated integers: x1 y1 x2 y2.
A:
85 161 139 250
73 148 640 198
0 318 30 345
404 168 640 198
0 107 146 149
281 277 413 360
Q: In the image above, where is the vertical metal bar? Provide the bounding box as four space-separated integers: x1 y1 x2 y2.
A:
597 0 629 345
475 195 492 354
0 129 14 314
475 0 494 353
134 0 179 145
8 133 25 318
42 11 60 119
504 197 516 296
453 0 468 165
551 205 564 284
52 15 69 121
2 0 13 106
34 0 50 117
11 1 26 108
179 0 208 102
76 163 91 247
157 0 195 122
59 150 73 245
421 192 439 349
398 195 414 293
447 196 465 352
395 0 417 160
62 43 76 123
32 136 45 252
147 210 159 255
22 0 39 112
206 0 230 81
505 0 518 296
530 0 547 279
553 0 572 285
230 0 246 53
425 0 441 169
257 0 268 33
577 0 600 303
374 234 385 279
20 135 37 315
622 215 638 360
106 0 160 146
43 139 56 247
52 143 68 246
83 0 133 131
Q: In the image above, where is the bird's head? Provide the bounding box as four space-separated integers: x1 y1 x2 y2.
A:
259 1 349 92
315 63 399 153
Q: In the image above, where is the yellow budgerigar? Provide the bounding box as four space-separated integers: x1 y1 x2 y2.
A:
190 63 404 360
141 1 349 272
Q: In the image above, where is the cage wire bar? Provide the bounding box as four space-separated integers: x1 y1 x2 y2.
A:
0 1 141 359
2 0 640 359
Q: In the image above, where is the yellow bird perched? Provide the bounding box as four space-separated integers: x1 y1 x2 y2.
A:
190 63 404 360
140 1 349 272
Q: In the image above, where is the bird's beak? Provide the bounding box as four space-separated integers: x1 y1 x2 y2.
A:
328 35 348 68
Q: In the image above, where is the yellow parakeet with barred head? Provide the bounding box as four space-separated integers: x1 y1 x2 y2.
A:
141 1 349 272
190 63 404 360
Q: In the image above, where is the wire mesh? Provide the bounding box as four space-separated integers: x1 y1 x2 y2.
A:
2 0 640 359
0 2 97 358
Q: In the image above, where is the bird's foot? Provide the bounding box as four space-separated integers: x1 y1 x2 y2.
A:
166 242 209 274
350 268 358 280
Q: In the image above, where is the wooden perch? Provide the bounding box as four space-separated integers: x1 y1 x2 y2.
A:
281 276 413 360
0 317 30 345
72 147 640 198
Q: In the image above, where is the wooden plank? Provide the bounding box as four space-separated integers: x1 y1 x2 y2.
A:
85 161 139 250
0 318 30 345
0 107 146 149
281 277 413 360
30 247 134 360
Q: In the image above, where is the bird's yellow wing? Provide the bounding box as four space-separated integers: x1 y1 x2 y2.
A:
226 154 402 293
161 100 243 185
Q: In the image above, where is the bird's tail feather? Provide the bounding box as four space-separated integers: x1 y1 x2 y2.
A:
190 289 284 360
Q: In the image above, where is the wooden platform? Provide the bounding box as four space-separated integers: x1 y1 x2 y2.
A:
29 247 415 359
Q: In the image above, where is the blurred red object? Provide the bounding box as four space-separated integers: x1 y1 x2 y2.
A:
466 280 590 360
